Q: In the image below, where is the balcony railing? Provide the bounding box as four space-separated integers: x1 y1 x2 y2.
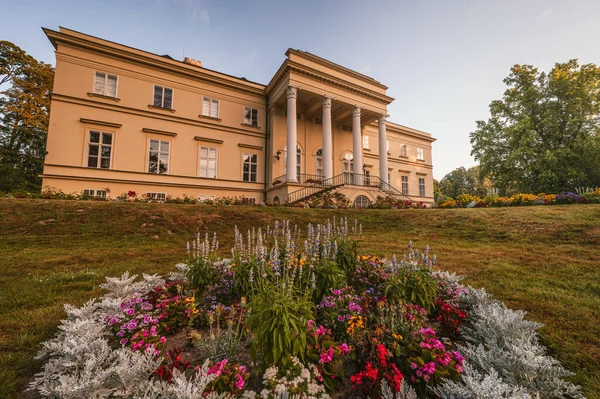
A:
271 173 326 186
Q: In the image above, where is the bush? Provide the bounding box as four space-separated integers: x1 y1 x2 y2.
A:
384 268 439 312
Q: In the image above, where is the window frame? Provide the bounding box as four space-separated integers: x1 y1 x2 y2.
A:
353 195 371 208
146 192 167 202
153 85 174 109
82 189 108 199
315 148 324 178
86 130 114 169
417 147 425 161
400 144 408 158
362 135 370 150
419 178 426 197
202 97 220 118
147 138 171 174
244 106 259 127
93 71 118 98
242 152 258 182
401 175 409 195
198 145 218 179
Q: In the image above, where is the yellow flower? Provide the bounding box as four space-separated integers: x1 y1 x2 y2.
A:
392 333 403 341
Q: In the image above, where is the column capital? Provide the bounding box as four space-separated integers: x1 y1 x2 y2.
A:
352 106 361 118
378 114 389 124
322 96 332 109
287 86 298 99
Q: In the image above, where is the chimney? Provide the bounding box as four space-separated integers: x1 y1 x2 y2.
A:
183 57 202 68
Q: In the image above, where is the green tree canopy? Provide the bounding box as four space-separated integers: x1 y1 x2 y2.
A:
438 166 488 199
470 60 600 194
0 41 54 192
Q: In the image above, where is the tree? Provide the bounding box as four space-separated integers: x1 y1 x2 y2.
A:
438 166 488 199
470 60 600 194
0 41 54 192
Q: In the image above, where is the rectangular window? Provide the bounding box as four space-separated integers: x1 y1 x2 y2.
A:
400 144 408 157
82 189 108 199
203 97 219 118
401 175 409 194
417 148 424 161
148 139 170 174
153 85 173 109
242 153 258 182
199 146 217 178
87 131 113 169
419 178 426 197
244 106 259 126
341 124 352 132
94 72 118 97
362 135 370 149
146 192 167 201
364 170 371 185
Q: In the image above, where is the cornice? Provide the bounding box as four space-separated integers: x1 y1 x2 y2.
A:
266 61 394 105
286 49 388 90
52 93 266 139
57 52 266 107
44 27 266 97
41 165 265 189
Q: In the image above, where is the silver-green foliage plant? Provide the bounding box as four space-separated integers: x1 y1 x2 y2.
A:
432 284 584 399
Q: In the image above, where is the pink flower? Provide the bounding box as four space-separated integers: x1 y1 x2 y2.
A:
160 336 167 344
410 362 418 369
422 362 436 375
337 343 350 355
319 347 334 364
316 325 326 336
239 365 247 374
419 327 436 336
452 351 464 365
235 373 245 389
308 319 315 329
333 289 341 295
119 338 128 345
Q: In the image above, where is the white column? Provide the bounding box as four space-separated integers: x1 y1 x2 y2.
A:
286 86 298 183
322 96 333 181
352 106 363 185
378 114 388 189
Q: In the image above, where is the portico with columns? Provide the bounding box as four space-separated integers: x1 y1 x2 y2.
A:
265 49 435 205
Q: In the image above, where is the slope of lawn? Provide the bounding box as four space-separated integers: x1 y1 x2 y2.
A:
0 199 598 399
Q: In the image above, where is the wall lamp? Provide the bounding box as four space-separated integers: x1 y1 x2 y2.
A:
275 150 282 160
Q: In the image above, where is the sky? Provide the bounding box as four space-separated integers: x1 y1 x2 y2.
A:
2 0 600 180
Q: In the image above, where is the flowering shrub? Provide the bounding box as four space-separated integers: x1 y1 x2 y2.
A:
372 196 428 209
31 219 583 399
350 344 404 397
438 189 600 208
261 356 330 398
316 287 364 339
406 327 464 391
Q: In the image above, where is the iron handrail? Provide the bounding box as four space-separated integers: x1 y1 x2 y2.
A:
287 173 413 204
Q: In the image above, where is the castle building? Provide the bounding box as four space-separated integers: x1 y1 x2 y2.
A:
42 27 436 206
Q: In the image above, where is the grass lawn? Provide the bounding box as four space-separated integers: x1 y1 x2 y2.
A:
0 199 598 399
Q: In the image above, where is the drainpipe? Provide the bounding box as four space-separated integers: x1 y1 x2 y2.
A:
263 94 269 203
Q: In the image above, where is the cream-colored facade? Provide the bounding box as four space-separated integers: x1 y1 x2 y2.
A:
42 27 436 206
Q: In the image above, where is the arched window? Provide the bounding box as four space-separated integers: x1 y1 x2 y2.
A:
315 148 323 178
273 196 280 206
353 195 370 208
284 144 302 182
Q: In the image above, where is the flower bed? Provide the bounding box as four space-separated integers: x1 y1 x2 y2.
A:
437 189 600 209
31 219 584 398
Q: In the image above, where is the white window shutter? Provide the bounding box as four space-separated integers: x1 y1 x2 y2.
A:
362 135 369 149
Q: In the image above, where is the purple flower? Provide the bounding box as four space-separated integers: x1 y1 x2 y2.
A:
337 315 345 322
332 289 341 295
119 338 128 345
